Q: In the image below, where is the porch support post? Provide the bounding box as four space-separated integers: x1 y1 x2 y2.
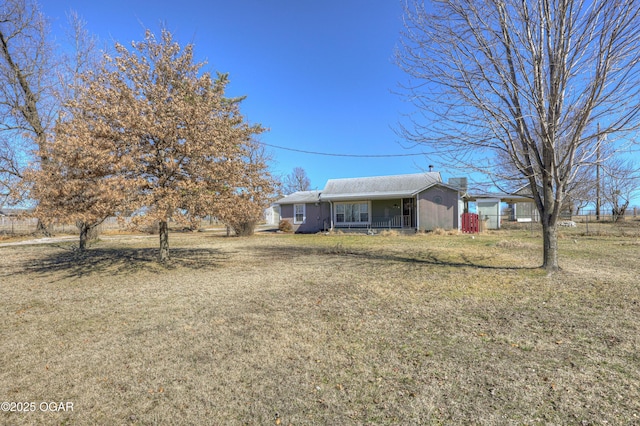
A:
416 194 420 231
329 201 334 230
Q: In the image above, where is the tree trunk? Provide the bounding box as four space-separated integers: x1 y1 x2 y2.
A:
533 186 561 272
541 220 559 272
540 164 560 272
79 222 89 251
77 220 99 252
612 200 629 222
159 220 169 262
35 219 51 237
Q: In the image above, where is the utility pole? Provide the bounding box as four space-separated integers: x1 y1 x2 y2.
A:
596 123 601 221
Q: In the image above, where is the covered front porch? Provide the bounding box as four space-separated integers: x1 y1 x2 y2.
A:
332 198 417 230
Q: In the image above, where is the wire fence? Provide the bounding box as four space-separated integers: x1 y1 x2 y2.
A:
497 209 640 236
0 216 125 236
575 208 640 220
2 210 638 237
0 216 224 236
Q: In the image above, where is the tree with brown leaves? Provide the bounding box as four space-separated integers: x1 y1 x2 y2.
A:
29 104 136 251
218 140 278 236
26 11 118 250
2 2 104 244
44 29 263 261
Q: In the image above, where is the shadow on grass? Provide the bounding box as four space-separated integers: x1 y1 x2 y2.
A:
21 246 230 279
254 244 540 271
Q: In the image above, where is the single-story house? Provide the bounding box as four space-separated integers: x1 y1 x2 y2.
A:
277 190 330 233
276 172 462 233
507 184 572 222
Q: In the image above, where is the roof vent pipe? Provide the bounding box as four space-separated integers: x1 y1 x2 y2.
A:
428 165 434 172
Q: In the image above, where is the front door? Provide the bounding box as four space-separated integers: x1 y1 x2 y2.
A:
402 198 415 228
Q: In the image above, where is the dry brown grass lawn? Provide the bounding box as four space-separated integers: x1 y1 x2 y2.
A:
1 225 639 425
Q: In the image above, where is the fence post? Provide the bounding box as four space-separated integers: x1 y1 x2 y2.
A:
586 213 589 236
530 218 533 237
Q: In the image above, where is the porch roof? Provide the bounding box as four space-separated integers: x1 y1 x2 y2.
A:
321 172 443 201
464 192 534 203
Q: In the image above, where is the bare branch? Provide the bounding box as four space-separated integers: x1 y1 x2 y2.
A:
397 0 640 270
282 167 311 194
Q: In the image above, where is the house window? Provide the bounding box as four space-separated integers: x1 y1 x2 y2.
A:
294 204 306 224
335 202 369 224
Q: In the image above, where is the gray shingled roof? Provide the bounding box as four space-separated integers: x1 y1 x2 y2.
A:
321 172 443 201
276 190 322 204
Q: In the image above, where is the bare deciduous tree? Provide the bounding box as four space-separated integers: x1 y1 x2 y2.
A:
601 157 639 222
56 11 101 103
567 171 596 215
282 166 311 195
0 137 23 205
398 0 640 271
0 0 56 205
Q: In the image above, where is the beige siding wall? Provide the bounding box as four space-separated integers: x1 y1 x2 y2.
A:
418 187 459 231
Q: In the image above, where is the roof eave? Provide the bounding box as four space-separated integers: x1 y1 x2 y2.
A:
410 182 461 196
321 191 417 202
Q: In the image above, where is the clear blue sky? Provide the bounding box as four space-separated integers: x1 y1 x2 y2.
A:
37 0 640 208
39 0 433 191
